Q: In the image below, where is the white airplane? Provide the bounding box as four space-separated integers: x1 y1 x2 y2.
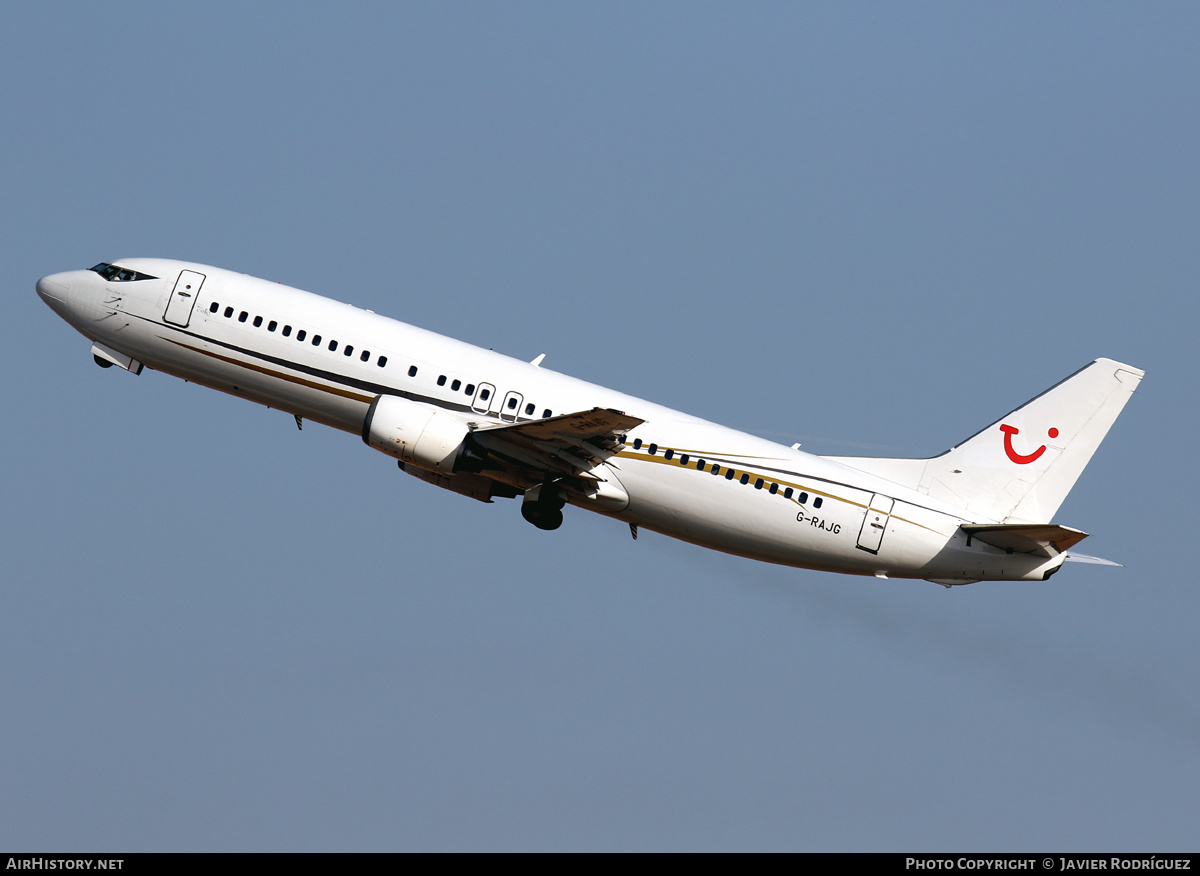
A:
37 259 1144 586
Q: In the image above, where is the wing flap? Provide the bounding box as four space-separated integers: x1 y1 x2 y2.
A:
470 407 644 476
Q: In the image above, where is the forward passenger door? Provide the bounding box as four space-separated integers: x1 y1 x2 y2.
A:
163 270 205 327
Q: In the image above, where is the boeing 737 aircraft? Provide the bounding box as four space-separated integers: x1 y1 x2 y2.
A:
37 259 1143 586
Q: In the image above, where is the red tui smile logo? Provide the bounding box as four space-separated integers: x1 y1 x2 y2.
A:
1000 424 1059 464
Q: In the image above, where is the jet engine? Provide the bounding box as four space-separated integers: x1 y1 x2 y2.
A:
362 394 481 474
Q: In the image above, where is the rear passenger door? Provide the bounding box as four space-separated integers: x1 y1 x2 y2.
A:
856 494 895 553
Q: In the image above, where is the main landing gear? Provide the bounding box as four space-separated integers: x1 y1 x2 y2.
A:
521 483 566 531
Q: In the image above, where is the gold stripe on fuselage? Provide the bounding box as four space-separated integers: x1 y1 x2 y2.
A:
164 338 375 403
615 448 938 534
166 338 938 536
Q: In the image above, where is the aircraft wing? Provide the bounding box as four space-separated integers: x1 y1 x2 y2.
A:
959 523 1089 557
469 407 644 479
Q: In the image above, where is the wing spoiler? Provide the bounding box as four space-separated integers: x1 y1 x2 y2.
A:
470 407 644 476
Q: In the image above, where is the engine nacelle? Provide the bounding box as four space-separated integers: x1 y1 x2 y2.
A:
362 394 472 474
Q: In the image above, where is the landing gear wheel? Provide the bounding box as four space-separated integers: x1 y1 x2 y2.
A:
521 503 564 531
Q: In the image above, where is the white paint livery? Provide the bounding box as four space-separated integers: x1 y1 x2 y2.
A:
38 259 1144 586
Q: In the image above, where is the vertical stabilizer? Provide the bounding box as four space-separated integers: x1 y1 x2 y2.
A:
825 359 1144 523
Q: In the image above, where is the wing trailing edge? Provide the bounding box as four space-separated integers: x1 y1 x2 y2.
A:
470 407 644 475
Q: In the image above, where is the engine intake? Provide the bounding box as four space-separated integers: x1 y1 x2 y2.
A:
362 395 472 474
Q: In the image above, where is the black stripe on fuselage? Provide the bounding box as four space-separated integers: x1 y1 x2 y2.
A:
131 312 485 417
131 313 963 527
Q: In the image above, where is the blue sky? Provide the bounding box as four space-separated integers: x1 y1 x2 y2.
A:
3 2 1198 850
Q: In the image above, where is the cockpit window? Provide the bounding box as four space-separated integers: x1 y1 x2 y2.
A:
89 262 158 282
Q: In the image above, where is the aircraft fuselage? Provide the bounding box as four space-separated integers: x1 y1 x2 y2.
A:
38 259 1141 585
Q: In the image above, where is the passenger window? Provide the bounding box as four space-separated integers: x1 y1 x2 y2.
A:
543 409 552 418
466 384 475 395
696 459 705 471
224 306 233 318
253 316 263 328
437 375 447 386
740 473 750 485
711 464 720 475
378 356 388 367
209 302 219 313
679 454 689 465
784 488 793 499
451 379 461 391
297 330 306 341
664 448 674 460
799 492 808 504
507 397 517 409
754 478 764 489
360 350 369 362
813 497 823 509
329 340 337 351
408 365 417 376
725 469 735 480
238 311 248 323
268 321 277 332
312 335 322 346
283 325 292 337
769 483 778 494
344 346 353 357
480 388 490 400
648 444 658 455
524 403 534 416
633 438 642 450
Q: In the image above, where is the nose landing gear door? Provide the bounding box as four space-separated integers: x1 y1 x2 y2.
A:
164 270 205 327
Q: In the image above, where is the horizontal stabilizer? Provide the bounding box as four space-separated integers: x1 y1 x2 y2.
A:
960 523 1088 557
1063 552 1123 567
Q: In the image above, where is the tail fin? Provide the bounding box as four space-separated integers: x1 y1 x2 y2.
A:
825 359 1144 523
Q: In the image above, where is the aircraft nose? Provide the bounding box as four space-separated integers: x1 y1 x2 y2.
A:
36 272 73 308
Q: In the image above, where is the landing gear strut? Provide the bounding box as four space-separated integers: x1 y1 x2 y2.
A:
521 483 566 531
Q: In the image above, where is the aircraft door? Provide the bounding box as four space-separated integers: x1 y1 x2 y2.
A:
164 270 205 327
500 390 523 422
472 383 496 415
856 494 895 553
